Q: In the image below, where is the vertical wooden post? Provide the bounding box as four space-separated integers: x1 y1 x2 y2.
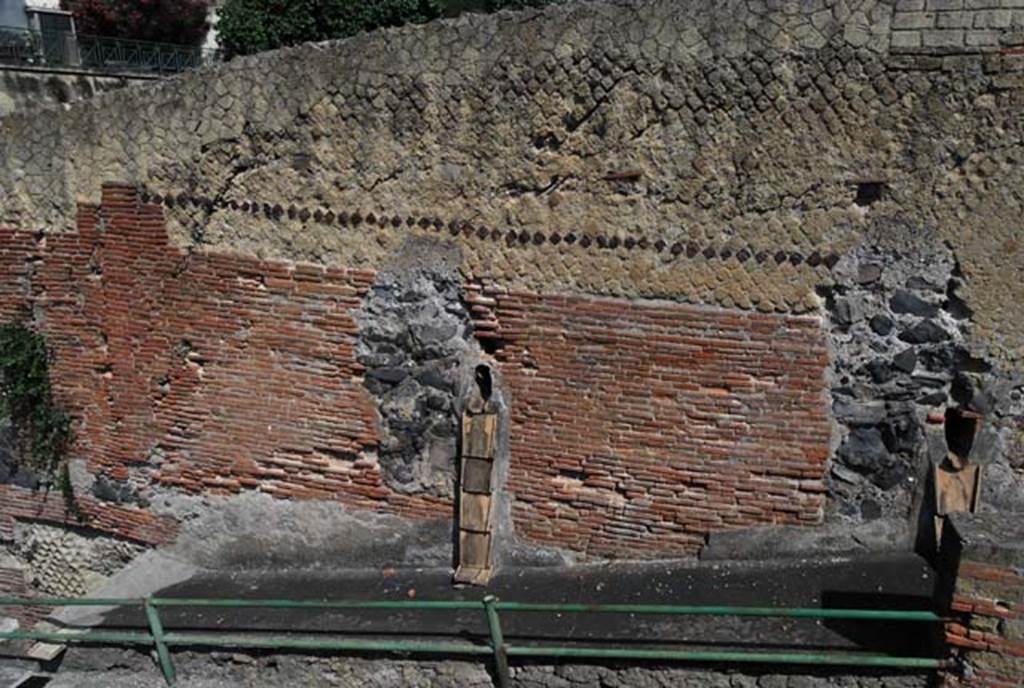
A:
455 367 499 585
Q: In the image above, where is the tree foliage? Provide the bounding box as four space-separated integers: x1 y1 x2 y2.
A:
218 0 443 57
61 0 211 45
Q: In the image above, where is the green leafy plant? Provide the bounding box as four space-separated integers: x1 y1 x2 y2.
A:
0 323 73 493
218 0 443 57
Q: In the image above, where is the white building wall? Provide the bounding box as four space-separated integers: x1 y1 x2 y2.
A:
202 0 224 53
0 0 29 29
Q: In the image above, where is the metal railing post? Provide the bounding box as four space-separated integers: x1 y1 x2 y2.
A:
483 595 511 688
0 594 949 676
144 598 176 686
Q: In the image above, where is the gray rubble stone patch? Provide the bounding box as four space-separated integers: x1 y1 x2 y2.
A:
354 236 477 498
818 222 1023 526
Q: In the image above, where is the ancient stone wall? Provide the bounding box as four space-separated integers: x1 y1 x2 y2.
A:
0 0 1022 586
0 186 446 518
0 68 147 117
0 183 832 561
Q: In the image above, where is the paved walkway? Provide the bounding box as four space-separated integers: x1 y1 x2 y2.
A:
84 553 939 658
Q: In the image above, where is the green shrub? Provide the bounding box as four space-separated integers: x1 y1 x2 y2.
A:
0 323 72 492
218 0 443 57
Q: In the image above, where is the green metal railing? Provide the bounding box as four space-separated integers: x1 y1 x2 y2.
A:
0 25 221 76
0 595 948 687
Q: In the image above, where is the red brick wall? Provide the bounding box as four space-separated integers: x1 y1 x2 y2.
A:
0 484 175 545
946 559 1024 687
1 184 833 565
469 286 831 558
1 184 449 548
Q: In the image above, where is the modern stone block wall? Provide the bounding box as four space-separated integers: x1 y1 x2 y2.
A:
891 0 1024 52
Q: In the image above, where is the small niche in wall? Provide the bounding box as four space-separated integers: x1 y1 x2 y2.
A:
945 407 981 461
933 407 983 547
474 364 492 402
854 181 886 207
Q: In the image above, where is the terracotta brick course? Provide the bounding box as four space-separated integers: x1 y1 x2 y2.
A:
474 287 832 559
0 185 837 568
0 485 175 545
1 185 449 546
945 552 1024 686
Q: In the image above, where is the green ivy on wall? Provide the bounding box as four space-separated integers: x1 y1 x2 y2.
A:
0 323 73 495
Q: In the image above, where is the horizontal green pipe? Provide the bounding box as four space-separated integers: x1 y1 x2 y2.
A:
505 646 946 669
1 596 944 622
0 630 154 644
493 603 943 622
162 633 494 655
155 599 940 622
150 598 484 611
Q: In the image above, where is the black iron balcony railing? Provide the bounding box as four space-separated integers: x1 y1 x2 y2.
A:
0 25 221 76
